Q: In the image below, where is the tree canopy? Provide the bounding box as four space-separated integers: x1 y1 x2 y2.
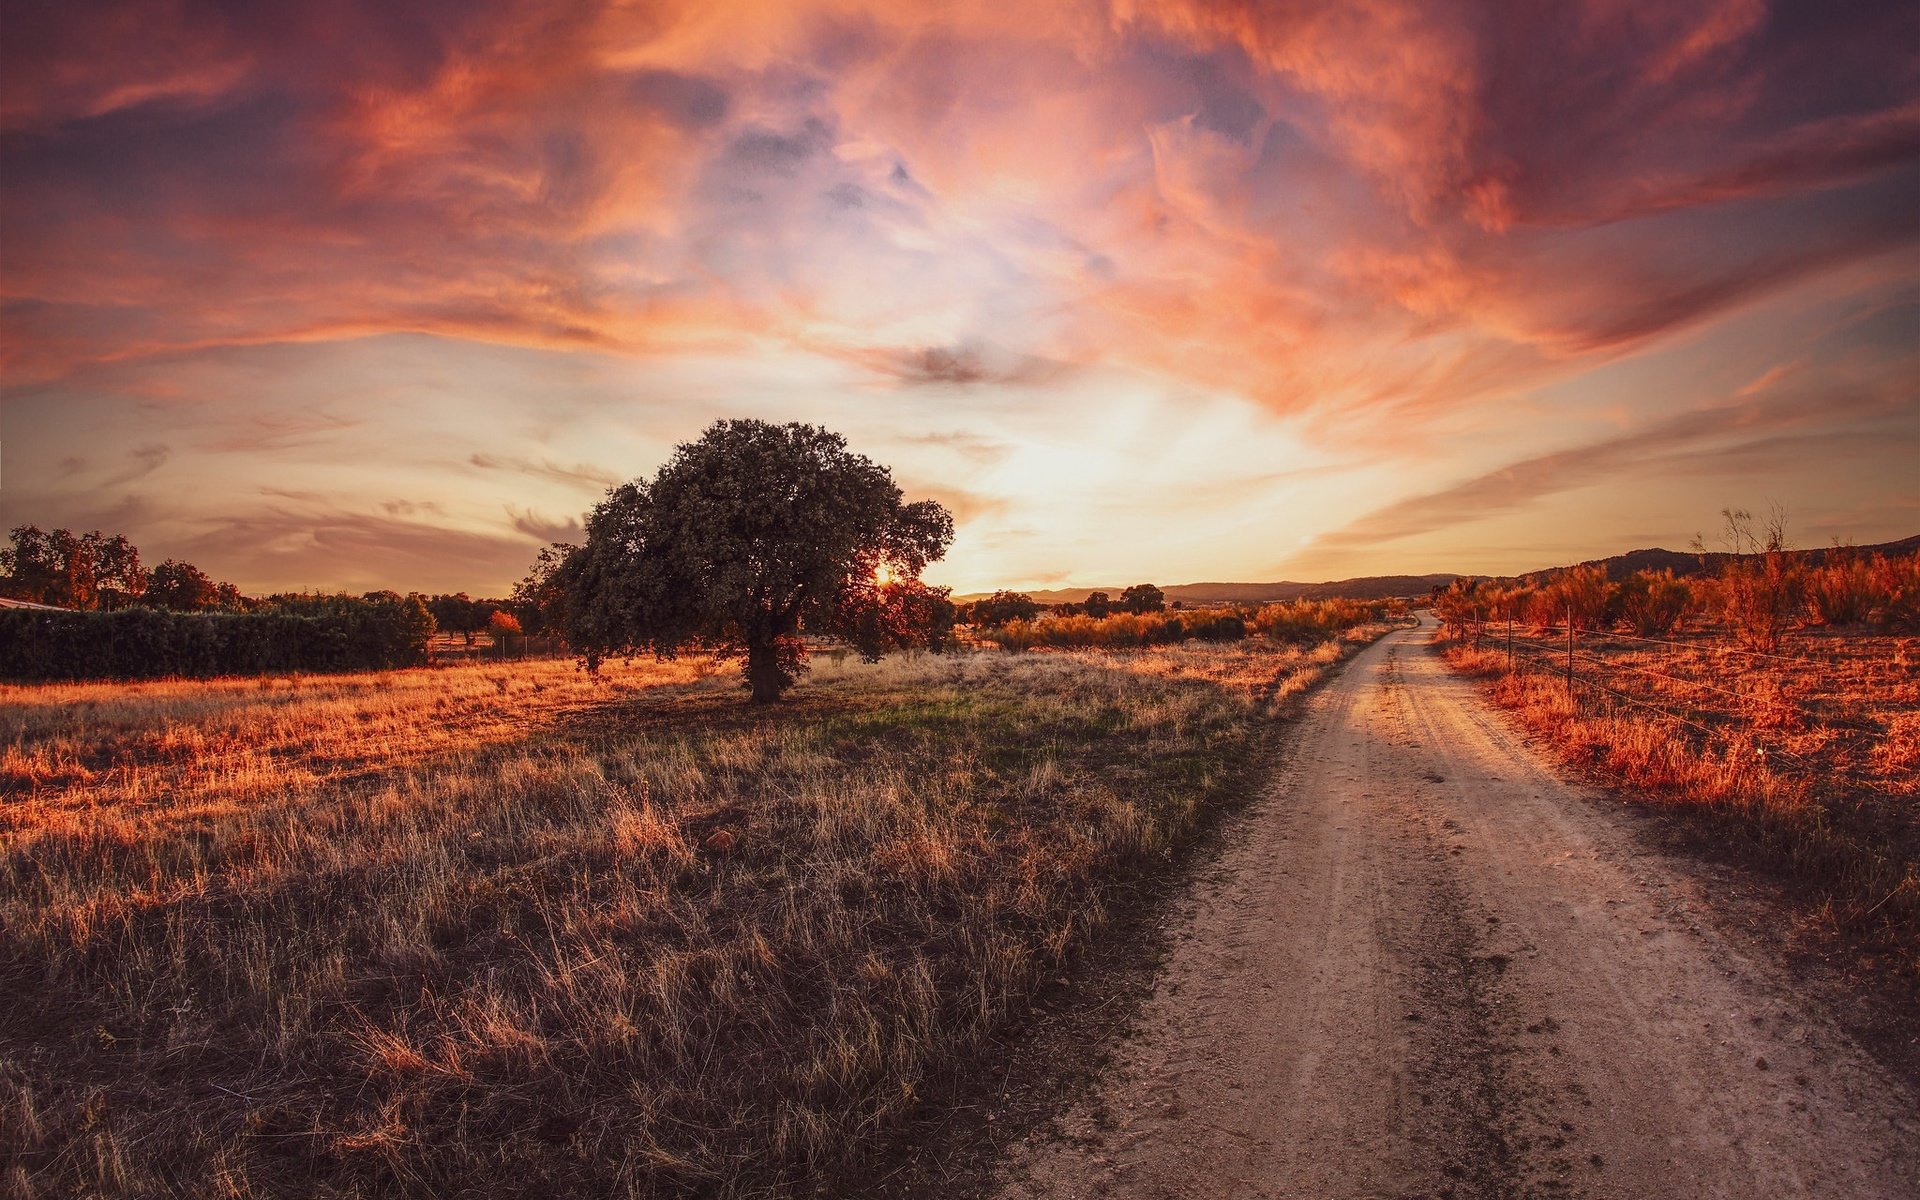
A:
553 420 954 702
1120 583 1166 614
1 526 146 609
966 590 1039 627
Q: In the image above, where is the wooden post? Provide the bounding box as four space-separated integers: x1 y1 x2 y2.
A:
1566 605 1575 700
1507 615 1514 674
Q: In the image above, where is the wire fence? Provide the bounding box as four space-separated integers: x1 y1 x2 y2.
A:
1453 614 1869 782
428 636 572 666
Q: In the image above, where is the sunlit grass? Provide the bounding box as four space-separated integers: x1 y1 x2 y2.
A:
1 634 1378 1198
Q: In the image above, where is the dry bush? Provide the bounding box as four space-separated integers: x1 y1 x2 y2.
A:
1720 556 1803 651
1547 564 1614 632
981 607 1269 651
1704 507 1802 652
1 638 1371 1198
985 610 1188 650
1250 598 1393 641
1871 553 1920 632
1478 584 1530 624
1616 570 1691 636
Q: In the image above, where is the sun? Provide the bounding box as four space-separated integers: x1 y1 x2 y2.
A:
874 562 898 586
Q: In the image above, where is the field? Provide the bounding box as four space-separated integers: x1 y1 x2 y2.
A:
1441 623 1920 976
1 629 1384 1198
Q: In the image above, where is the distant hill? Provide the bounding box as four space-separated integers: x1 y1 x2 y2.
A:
1501 533 1920 587
954 533 1920 607
957 574 1460 606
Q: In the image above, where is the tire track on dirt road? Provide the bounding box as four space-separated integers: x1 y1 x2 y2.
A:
992 616 1919 1199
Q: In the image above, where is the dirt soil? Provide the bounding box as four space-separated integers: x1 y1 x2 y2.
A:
991 615 1920 1199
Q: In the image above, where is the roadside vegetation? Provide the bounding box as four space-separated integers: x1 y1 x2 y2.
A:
1 617 1389 1197
1433 537 1920 978
975 597 1401 652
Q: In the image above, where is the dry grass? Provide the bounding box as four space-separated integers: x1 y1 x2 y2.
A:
2 633 1376 1198
1442 627 1920 976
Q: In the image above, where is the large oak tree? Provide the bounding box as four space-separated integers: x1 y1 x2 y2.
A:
555 420 954 702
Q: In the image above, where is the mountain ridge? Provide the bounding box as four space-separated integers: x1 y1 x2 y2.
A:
953 533 1920 605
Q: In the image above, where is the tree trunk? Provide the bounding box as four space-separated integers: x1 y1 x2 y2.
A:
746 638 785 704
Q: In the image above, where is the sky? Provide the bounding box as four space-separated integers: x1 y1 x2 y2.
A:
1 0 1916 596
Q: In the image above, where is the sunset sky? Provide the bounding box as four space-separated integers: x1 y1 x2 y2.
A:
2 0 1916 596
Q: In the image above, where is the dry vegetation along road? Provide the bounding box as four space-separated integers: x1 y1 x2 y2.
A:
995 615 1919 1199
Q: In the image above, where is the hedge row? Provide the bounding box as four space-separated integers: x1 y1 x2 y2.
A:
0 601 434 681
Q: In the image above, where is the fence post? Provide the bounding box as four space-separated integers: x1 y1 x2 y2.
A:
1565 605 1575 702
1507 615 1514 674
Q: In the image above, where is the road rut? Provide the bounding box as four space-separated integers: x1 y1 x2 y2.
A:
993 617 1919 1199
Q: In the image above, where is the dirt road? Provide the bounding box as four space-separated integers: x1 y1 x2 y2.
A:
993 617 1919 1199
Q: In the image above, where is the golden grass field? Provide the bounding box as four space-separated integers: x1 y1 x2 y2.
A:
2 630 1383 1198
1441 626 1920 977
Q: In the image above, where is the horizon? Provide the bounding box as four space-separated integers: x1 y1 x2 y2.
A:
4 2 1917 597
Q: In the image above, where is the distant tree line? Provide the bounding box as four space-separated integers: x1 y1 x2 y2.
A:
422 593 530 644
0 525 247 612
958 582 1170 628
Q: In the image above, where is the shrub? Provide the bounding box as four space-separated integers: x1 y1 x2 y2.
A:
1699 506 1801 652
1806 550 1876 628
1188 612 1248 642
1616 570 1690 635
1547 564 1614 632
979 609 1211 650
1719 555 1801 652
1872 552 1920 632
1253 598 1387 641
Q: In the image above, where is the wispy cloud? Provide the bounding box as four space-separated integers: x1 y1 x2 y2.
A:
469 453 619 492
505 506 584 545
1313 382 1917 552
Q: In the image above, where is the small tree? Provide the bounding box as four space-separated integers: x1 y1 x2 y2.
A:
555 420 953 702
1432 578 1480 632
90 533 147 609
145 559 220 612
967 590 1039 628
488 609 523 638
1120 583 1165 614
1083 590 1113 618
1696 506 1799 652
